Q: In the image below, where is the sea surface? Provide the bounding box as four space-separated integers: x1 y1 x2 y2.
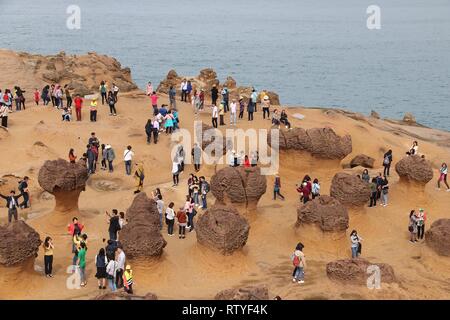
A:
0 0 449 130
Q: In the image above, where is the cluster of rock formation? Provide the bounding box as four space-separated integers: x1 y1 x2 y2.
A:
395 155 433 184
326 258 396 285
425 219 450 256
0 221 41 267
157 68 280 105
330 172 371 207
94 292 158 300
296 195 349 232
349 154 375 168
268 127 352 160
38 159 89 214
120 193 167 258
215 285 269 300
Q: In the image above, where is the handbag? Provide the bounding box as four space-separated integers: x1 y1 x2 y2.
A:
408 225 414 232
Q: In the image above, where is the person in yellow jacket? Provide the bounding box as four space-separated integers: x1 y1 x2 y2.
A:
123 265 133 294
90 98 98 122
218 102 225 126
134 163 145 194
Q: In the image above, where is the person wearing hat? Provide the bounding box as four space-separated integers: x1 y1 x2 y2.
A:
262 95 271 120
106 144 116 173
416 208 427 240
90 97 98 122
291 243 306 284
123 265 134 294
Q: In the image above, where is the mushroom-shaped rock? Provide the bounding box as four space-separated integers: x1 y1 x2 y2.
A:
269 127 352 160
330 172 371 207
425 219 450 256
120 193 167 258
326 258 396 285
210 166 266 209
195 122 232 157
296 195 349 232
350 154 375 168
38 159 89 214
94 292 158 300
395 155 433 184
156 69 182 94
0 221 41 267
215 285 269 300
196 205 250 255
403 112 416 124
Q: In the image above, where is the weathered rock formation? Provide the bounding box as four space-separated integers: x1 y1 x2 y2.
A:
370 110 380 119
196 205 250 255
403 112 416 125
268 127 352 160
350 154 375 168
215 285 269 300
38 159 89 214
210 166 267 209
120 193 167 258
94 292 158 300
425 219 450 256
395 155 433 184
0 49 138 96
0 221 41 267
296 195 349 232
330 172 371 207
326 258 396 285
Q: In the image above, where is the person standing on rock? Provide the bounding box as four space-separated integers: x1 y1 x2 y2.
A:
350 230 362 258
73 94 83 121
383 150 393 177
105 144 116 173
134 163 145 194
361 169 370 183
123 145 134 175
106 209 122 241
156 194 164 230
146 82 153 96
0 190 23 223
99 81 108 105
166 202 176 236
211 104 218 128
43 236 54 278
409 210 418 243
416 208 427 240
280 110 291 129
87 144 96 174
18 176 30 209
368 178 378 207
437 163 450 191
291 242 306 284
380 176 389 207
211 84 219 106
273 174 285 200
169 85 177 109
312 178 321 199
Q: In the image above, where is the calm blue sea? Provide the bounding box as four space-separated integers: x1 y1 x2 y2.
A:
0 0 449 130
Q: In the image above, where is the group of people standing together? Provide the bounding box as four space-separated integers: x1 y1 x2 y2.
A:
0 86 27 128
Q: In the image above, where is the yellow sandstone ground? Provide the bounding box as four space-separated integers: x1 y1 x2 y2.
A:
0 59 450 300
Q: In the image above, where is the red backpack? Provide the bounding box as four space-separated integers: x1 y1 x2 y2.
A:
293 255 300 267
3 94 9 103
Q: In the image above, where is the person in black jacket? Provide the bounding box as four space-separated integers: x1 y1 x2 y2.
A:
211 85 218 106
383 150 393 177
145 119 153 144
106 209 121 241
0 190 23 223
18 176 30 208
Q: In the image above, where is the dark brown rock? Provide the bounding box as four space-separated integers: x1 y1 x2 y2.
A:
215 285 269 300
425 219 450 256
296 195 349 232
94 292 158 300
120 193 167 258
370 110 380 119
330 172 371 207
395 155 433 184
0 221 41 267
326 258 396 284
38 159 89 214
156 69 182 94
210 167 267 208
196 205 250 255
350 154 375 168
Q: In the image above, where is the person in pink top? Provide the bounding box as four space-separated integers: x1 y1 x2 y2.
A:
146 82 153 96
151 91 158 115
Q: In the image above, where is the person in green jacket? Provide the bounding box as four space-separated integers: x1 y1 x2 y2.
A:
77 242 87 287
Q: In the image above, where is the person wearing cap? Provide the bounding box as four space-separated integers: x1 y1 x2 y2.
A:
416 208 427 240
262 95 271 120
123 265 134 294
230 99 237 125
291 242 306 284
106 144 116 173
90 97 98 122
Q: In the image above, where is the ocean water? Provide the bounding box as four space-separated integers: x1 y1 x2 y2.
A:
0 0 449 130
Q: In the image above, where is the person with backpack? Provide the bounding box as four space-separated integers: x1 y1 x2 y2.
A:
200 176 210 209
107 91 117 116
134 163 145 194
380 176 389 207
95 248 108 289
123 265 134 294
99 81 108 105
105 145 116 173
166 202 176 236
291 242 306 284
350 230 362 258
383 150 393 177
0 102 11 128
106 209 122 241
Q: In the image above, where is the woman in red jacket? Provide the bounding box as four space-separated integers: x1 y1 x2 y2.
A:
176 209 188 239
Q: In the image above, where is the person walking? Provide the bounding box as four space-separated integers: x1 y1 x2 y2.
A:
106 209 121 241
350 230 362 258
43 237 54 278
105 145 115 172
291 243 306 284
90 98 98 122
107 91 117 116
76 242 87 287
273 174 285 200
134 163 145 194
95 248 107 290
409 210 418 243
0 191 22 223
437 163 450 191
383 150 393 177
123 146 134 175
166 202 175 236
18 176 30 209
172 159 180 186
211 104 218 128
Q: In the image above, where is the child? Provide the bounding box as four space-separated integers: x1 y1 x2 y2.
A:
123 265 134 294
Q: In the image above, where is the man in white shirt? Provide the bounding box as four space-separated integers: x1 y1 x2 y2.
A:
115 247 126 289
211 105 218 128
152 118 160 143
230 99 237 125
123 145 134 175
180 79 188 102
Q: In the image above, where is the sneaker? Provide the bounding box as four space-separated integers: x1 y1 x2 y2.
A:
298 280 305 284
49 274 53 278
99 286 102 289
409 240 414 243
292 278 297 283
